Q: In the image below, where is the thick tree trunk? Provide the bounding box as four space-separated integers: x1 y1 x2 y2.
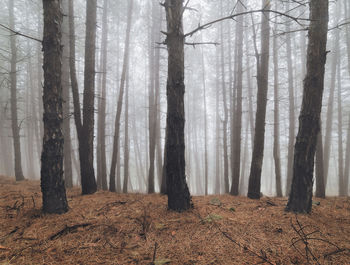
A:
272 23 282 197
61 0 73 188
286 0 329 213
247 0 271 199
9 0 24 181
110 0 133 192
96 0 108 191
164 0 191 211
231 1 244 196
41 0 68 214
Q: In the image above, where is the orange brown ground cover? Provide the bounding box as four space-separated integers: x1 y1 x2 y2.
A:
0 175 349 264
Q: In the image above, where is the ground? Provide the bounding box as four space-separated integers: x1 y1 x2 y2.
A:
0 176 349 265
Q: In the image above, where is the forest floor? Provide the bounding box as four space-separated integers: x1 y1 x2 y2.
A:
0 176 350 265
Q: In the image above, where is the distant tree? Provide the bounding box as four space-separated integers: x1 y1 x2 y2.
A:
163 0 191 211
247 0 271 199
272 20 282 198
231 0 244 196
96 0 109 191
8 0 24 181
110 0 133 192
286 0 329 213
41 0 68 214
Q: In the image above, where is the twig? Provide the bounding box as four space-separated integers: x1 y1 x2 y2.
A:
152 242 158 264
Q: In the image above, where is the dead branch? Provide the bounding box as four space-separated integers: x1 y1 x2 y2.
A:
184 9 309 38
152 242 158 264
0 23 41 42
49 223 92 240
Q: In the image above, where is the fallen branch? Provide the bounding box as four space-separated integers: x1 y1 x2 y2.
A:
49 223 92 240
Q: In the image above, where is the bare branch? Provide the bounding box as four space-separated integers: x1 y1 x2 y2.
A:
0 23 41 43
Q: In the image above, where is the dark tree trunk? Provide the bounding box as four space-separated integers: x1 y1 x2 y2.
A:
96 0 108 191
247 0 271 199
41 0 68 214
286 0 329 213
272 22 283 197
61 0 73 188
9 0 24 181
123 69 130 193
80 0 98 194
164 0 191 211
231 1 244 196
110 0 133 192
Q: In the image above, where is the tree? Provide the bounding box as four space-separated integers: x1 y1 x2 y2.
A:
8 0 24 181
286 0 329 213
61 0 73 188
110 0 133 192
272 20 282 197
230 0 244 196
285 1 296 196
68 0 97 195
247 0 271 199
41 0 68 214
96 0 109 191
163 0 191 211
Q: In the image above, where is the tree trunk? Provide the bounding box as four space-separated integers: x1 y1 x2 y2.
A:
214 48 221 195
96 0 108 191
41 0 68 214
272 22 282 197
219 6 228 196
231 1 244 196
80 0 98 195
123 68 130 193
286 0 329 213
9 0 24 181
61 0 73 188
110 0 133 192
285 2 296 195
164 0 191 211
247 0 271 199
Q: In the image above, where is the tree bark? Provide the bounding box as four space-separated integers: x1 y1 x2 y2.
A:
164 0 191 211
286 0 329 213
247 0 271 199
41 0 68 214
110 0 133 192
80 0 98 194
9 0 24 181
